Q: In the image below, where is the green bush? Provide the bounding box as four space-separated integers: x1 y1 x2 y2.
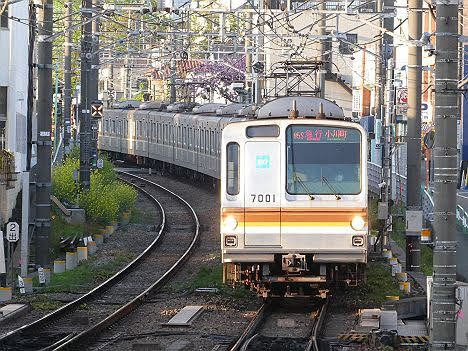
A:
52 151 137 225
52 158 80 205
113 182 137 213
79 172 120 225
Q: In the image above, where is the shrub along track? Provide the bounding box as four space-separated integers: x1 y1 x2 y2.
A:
0 171 200 351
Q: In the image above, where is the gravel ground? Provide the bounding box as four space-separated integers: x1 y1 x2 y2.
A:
89 169 262 351
0 189 158 339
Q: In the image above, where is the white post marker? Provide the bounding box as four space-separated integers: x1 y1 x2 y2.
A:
0 231 5 286
97 159 103 169
18 275 25 294
38 267 46 285
6 222 20 242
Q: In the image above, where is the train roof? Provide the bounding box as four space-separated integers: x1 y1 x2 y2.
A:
192 103 226 114
139 101 168 110
256 96 345 120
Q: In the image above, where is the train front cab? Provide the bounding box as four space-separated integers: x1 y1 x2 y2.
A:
220 119 368 296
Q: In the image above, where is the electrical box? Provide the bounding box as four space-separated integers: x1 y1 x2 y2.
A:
378 202 388 220
406 210 422 232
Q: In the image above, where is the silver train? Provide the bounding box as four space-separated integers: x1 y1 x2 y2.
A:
98 101 253 181
99 97 368 297
98 97 349 181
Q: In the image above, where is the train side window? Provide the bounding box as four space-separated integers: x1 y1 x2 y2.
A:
183 127 187 148
226 143 240 195
200 128 204 152
210 131 214 155
112 120 116 134
205 130 209 154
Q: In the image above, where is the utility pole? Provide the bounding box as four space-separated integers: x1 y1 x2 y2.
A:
430 0 459 346
35 0 53 266
379 0 395 250
90 0 99 101
170 8 177 103
63 0 72 151
90 0 100 168
318 0 326 98
80 0 92 190
374 0 382 120
406 0 422 272
254 0 264 104
245 13 252 103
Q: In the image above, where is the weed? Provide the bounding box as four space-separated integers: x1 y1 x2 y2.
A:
169 265 254 299
342 263 403 308
40 250 135 293
30 296 64 311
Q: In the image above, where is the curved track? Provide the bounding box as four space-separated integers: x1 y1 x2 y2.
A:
229 298 328 351
0 171 200 351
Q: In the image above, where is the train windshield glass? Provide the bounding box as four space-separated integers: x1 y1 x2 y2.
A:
286 125 361 195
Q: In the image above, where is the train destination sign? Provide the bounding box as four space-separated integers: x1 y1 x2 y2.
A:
289 126 360 143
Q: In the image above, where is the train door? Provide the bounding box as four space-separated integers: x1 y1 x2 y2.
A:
244 141 281 246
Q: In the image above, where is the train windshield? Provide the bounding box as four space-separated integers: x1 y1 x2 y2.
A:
286 125 361 195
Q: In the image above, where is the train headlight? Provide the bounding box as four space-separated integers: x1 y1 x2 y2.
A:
351 216 365 231
223 216 238 232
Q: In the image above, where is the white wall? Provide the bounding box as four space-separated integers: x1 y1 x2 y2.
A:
1 1 29 224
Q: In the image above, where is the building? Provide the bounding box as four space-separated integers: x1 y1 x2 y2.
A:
0 0 30 227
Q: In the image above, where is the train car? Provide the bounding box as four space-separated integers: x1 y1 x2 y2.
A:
220 96 368 297
99 101 250 181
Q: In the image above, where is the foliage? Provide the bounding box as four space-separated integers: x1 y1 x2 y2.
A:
52 151 136 225
52 157 80 205
169 264 254 299
341 263 403 308
39 251 135 293
189 55 246 102
79 171 120 225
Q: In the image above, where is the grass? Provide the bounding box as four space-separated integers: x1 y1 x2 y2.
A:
50 211 86 258
30 295 65 311
130 206 154 225
169 265 254 299
342 263 403 308
37 250 135 293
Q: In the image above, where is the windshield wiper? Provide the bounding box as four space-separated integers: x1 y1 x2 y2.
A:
321 176 342 200
293 174 315 200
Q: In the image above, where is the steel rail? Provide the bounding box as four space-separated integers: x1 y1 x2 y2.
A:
306 298 329 351
228 303 270 351
0 176 166 349
54 171 200 350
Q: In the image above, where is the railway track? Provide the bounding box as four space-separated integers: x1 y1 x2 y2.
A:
229 297 329 351
0 171 200 351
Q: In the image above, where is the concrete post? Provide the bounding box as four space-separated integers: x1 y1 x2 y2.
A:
63 0 72 149
430 0 459 346
318 0 326 98
79 0 93 191
35 0 54 266
406 0 422 272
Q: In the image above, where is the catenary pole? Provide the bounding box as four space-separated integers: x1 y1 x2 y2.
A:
245 12 252 103
430 0 459 346
35 0 53 266
79 0 92 190
318 0 326 98
90 0 99 102
406 0 422 271
63 0 72 150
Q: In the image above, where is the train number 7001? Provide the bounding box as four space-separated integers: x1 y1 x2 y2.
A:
251 194 276 203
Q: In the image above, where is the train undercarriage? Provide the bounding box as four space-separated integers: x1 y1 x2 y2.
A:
223 256 366 298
